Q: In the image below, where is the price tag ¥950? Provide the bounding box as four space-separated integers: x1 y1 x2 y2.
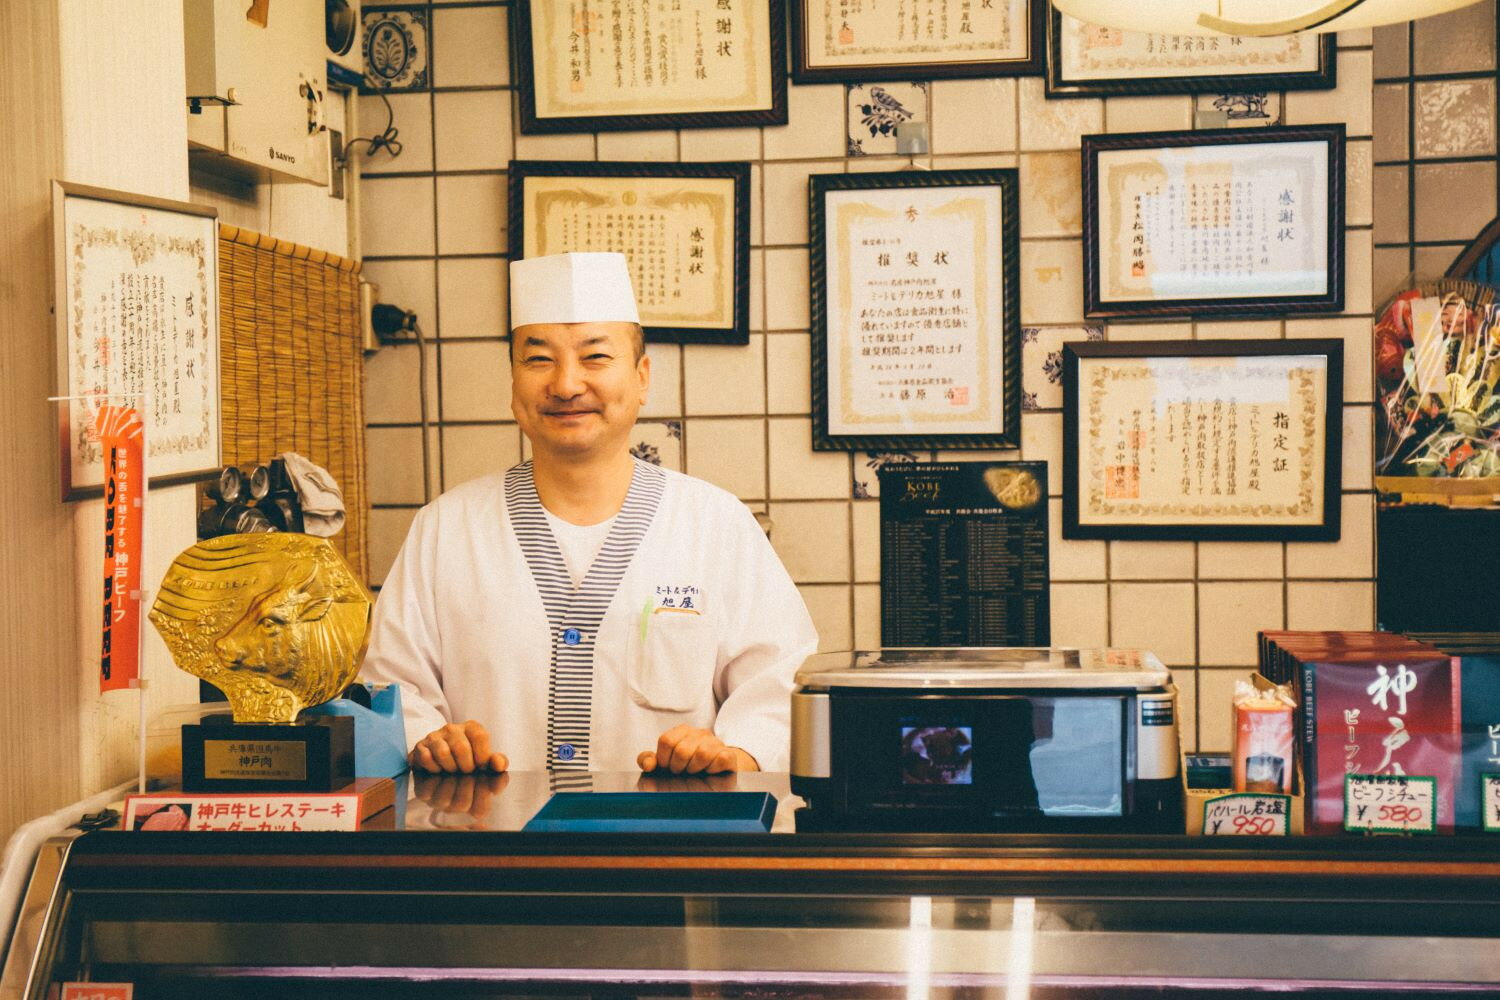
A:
1201 793 1290 836
1483 774 1500 833
1343 774 1437 834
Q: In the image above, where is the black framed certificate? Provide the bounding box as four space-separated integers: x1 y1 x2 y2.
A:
791 0 1046 82
1045 8 1336 99
1062 339 1344 541
811 170 1021 451
512 0 788 133
1082 125 1345 320
509 160 751 345
880 462 1050 647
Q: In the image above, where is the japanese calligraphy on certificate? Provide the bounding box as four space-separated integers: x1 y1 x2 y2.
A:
793 0 1044 80
52 182 220 500
1047 10 1334 97
812 171 1020 450
511 162 749 343
1062 340 1343 541
515 0 786 132
1083 126 1344 319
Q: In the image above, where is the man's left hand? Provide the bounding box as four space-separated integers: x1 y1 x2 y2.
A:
637 726 758 774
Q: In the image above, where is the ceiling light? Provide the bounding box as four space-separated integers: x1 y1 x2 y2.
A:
1051 0 1486 37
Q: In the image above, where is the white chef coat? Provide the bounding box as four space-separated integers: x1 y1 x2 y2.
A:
360 458 819 773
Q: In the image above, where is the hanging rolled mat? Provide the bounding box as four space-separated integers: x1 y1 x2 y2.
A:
214 225 369 582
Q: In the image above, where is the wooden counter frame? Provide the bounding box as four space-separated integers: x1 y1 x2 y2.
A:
61 830 1500 902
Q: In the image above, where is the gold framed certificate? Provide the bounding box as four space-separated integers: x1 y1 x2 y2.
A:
52 181 221 501
792 0 1046 82
1062 339 1343 540
509 161 750 344
811 170 1021 451
513 0 787 133
1083 124 1345 319
1046 7 1336 98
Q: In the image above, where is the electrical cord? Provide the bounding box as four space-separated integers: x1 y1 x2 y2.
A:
371 305 433 504
340 77 403 166
413 318 433 505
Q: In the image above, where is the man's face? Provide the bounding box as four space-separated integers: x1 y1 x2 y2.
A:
511 322 650 462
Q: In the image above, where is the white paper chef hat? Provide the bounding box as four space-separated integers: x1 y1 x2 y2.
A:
508 252 641 329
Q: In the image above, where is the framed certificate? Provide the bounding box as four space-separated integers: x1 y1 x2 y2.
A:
1062 339 1343 541
512 0 787 133
1083 125 1345 319
52 181 221 501
1046 8 1336 98
810 170 1021 451
791 0 1046 82
509 160 750 345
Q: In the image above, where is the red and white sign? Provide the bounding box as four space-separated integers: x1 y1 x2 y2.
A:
124 785 389 833
95 405 144 693
61 984 132 1000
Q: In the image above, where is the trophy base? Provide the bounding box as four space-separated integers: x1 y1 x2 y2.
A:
182 715 355 792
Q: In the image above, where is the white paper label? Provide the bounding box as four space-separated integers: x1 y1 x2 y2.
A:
61 985 132 1000
1343 774 1437 834
124 793 361 832
1201 793 1291 835
1483 774 1500 833
1409 296 1450 394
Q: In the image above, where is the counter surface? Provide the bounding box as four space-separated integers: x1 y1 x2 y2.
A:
6 772 1500 998
400 768 802 832
64 770 1500 902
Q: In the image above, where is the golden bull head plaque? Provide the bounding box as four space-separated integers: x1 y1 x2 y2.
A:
150 534 372 724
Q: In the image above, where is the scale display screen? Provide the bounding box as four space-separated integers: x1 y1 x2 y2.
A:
900 726 975 785
838 694 1129 817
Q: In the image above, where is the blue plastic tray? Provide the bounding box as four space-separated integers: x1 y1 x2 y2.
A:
522 791 776 833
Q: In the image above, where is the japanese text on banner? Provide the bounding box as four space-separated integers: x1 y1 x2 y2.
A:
97 405 144 693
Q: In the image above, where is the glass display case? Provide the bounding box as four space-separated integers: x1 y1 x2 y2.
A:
4 772 1499 998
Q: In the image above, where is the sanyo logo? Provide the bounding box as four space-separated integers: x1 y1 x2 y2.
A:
268 147 296 164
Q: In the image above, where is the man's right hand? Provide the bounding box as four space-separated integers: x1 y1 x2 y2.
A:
408 720 509 773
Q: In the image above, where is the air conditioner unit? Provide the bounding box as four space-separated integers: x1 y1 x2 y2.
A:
184 0 329 186
325 0 364 90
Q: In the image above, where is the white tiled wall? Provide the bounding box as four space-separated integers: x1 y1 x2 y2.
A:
359 5 1375 753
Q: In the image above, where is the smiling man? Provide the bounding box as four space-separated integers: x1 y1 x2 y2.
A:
361 252 817 778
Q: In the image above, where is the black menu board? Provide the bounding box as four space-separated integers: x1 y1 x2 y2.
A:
879 462 1050 647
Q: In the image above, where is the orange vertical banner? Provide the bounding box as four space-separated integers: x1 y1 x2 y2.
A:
97 405 144 693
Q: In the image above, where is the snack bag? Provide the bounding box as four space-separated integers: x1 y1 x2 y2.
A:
1233 679 1295 794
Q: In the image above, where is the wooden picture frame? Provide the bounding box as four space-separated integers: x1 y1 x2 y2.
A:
1083 124 1345 320
792 0 1046 83
1046 6 1337 98
511 0 788 134
1062 339 1343 541
52 181 221 501
810 170 1021 451
509 160 750 345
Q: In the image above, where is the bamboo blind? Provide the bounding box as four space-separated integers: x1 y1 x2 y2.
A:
215 225 369 582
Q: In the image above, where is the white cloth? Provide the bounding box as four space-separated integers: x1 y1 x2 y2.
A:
360 463 819 772
542 509 615 588
278 451 345 537
509 252 641 328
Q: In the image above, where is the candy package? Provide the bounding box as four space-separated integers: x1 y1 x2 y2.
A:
1232 679 1295 794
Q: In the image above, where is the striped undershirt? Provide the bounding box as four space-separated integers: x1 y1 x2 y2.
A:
504 459 665 770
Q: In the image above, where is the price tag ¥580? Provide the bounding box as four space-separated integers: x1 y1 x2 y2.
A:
1343 774 1437 834
1201 793 1290 836
1483 774 1500 833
